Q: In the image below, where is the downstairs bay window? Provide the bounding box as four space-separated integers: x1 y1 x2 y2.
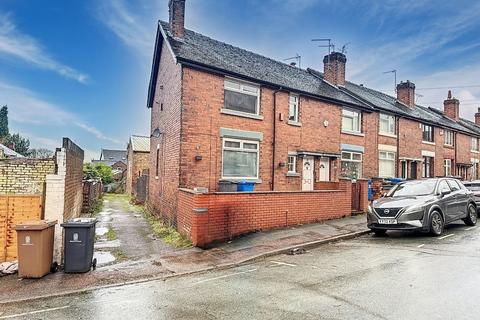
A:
222 138 259 179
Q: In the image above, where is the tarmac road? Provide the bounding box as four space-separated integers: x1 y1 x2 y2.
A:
2 221 480 319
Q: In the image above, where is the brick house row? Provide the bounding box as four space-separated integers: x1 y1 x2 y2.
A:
145 0 480 243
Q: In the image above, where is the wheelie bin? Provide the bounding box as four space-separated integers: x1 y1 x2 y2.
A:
61 218 97 273
15 220 58 278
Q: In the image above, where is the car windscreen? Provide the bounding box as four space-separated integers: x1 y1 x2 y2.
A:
386 180 437 197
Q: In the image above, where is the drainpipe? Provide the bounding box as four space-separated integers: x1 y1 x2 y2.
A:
396 116 401 178
272 87 283 191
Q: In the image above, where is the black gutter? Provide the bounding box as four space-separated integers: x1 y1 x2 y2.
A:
176 58 374 112
272 87 282 191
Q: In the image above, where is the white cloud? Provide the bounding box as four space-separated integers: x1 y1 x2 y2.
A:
0 13 89 83
0 80 121 145
95 0 159 57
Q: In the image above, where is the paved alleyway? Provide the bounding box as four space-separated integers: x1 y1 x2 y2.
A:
94 194 177 265
2 221 480 319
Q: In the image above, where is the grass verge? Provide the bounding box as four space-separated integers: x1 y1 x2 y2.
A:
143 208 192 248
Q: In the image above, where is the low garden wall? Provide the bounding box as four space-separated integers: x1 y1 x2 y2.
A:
177 179 368 248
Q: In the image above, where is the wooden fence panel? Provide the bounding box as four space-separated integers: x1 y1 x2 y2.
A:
0 195 42 262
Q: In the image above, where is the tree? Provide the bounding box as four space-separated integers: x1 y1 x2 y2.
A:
83 162 113 184
6 133 30 155
0 105 8 143
27 148 54 159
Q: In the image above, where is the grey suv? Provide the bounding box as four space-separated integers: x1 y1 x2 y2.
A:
367 178 477 236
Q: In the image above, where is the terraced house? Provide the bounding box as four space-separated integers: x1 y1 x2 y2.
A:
146 0 480 246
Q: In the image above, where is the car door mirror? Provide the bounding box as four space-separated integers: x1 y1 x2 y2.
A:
440 190 451 197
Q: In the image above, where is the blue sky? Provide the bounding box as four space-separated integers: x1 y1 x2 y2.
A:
1 0 480 161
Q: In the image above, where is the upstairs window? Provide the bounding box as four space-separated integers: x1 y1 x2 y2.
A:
342 108 361 133
379 114 395 135
444 130 454 146
471 137 479 151
422 124 434 142
224 79 260 115
288 95 299 122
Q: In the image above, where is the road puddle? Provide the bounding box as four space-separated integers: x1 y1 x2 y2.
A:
93 251 116 265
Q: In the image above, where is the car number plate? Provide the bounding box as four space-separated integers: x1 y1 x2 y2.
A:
378 219 397 224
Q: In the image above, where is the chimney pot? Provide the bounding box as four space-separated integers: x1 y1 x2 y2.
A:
169 0 186 38
443 90 460 122
396 80 416 108
475 107 480 125
323 52 347 86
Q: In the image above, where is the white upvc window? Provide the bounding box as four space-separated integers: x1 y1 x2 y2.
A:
422 124 434 143
444 159 452 176
224 78 260 115
288 94 299 122
222 138 259 179
342 108 361 133
341 151 363 179
379 114 395 135
287 155 297 173
379 151 396 178
444 130 454 146
472 160 479 180
471 137 479 151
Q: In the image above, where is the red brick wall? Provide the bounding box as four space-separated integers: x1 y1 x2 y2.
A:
127 149 150 196
147 40 183 225
177 179 365 247
62 138 84 221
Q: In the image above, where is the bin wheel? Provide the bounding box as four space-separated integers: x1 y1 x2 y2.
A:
92 258 97 271
50 261 59 273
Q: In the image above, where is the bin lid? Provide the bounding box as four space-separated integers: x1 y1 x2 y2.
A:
15 220 57 231
61 217 97 227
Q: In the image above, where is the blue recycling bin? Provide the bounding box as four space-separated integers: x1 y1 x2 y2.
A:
368 179 373 201
237 181 255 192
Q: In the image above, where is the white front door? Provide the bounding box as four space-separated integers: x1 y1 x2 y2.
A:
319 157 330 182
302 156 314 191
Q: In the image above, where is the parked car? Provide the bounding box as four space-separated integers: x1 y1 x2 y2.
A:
367 178 477 236
462 181 480 211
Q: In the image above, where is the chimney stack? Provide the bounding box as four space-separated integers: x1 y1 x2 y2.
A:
475 108 480 125
323 52 347 87
396 80 415 108
443 90 460 122
169 0 186 38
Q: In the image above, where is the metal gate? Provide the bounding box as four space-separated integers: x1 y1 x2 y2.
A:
0 195 43 262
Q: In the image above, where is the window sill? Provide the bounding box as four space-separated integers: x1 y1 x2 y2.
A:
220 178 263 184
155 176 159 180
379 132 397 138
422 141 435 146
471 150 480 154
341 130 365 137
287 120 302 127
286 172 300 177
444 144 454 149
221 108 264 120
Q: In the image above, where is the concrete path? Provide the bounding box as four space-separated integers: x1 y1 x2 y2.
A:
2 221 479 319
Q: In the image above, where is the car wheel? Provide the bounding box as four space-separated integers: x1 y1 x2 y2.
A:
429 211 444 236
464 204 477 226
372 229 387 236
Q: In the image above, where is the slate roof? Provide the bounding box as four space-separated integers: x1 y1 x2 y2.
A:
129 135 150 153
99 149 127 166
148 21 480 137
148 21 371 111
0 143 24 158
343 81 480 136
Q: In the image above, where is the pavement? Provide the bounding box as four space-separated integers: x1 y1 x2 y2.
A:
2 221 480 319
0 194 369 304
